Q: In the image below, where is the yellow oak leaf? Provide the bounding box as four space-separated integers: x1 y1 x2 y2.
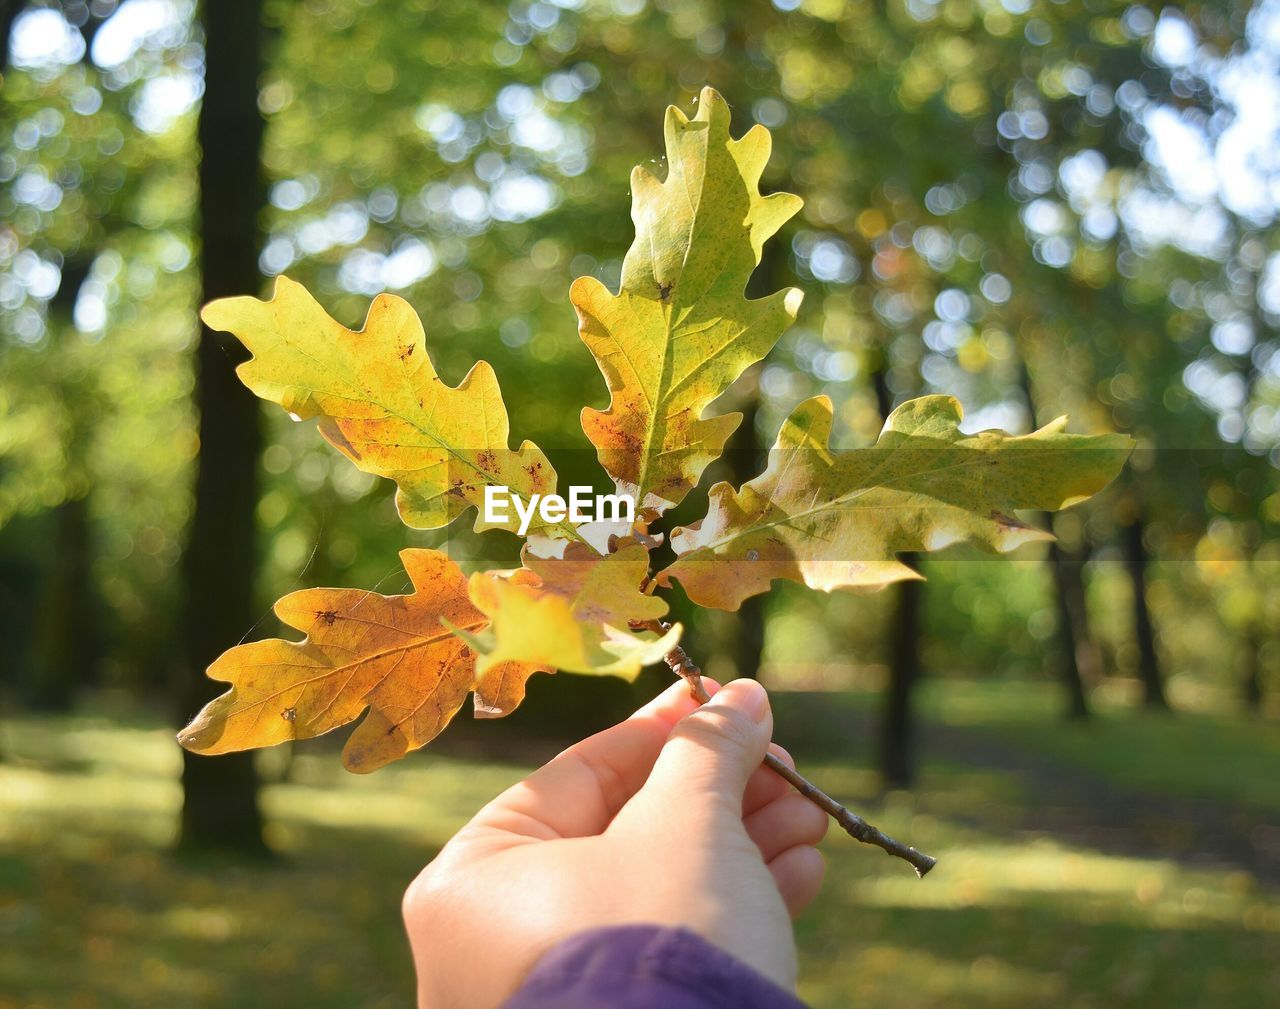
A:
572 86 803 518
201 276 566 536
461 542 680 678
659 395 1134 610
177 548 547 772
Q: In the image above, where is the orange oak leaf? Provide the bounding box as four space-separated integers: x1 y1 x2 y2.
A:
178 548 547 772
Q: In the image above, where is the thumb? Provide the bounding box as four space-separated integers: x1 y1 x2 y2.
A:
631 679 773 821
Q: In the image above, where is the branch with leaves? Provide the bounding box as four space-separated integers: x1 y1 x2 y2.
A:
179 88 1132 875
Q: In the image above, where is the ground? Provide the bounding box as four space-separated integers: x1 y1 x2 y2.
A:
1 679 1277 1009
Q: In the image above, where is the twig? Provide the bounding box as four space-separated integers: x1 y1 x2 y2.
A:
759 753 936 877
635 619 937 878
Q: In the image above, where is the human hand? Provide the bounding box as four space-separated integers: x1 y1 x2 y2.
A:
402 677 829 1009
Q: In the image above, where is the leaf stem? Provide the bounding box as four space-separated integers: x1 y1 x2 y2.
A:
638 619 937 878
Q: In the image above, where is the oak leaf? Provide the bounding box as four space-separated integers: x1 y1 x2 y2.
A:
201 276 566 536
178 548 547 772
659 395 1134 610
460 542 680 677
572 86 803 518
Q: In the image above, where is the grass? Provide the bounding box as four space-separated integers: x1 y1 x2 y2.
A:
795 760 1278 1008
914 679 1280 815
774 677 1280 815
1 683 1278 1009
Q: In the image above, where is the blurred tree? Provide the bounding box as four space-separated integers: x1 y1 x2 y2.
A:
1122 500 1169 707
1016 360 1095 718
1 3 19 71
721 390 767 680
1 0 138 708
871 363 925 787
27 257 102 709
755 0 1277 725
176 0 267 853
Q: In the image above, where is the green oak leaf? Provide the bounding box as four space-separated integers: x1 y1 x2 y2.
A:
659 395 1135 610
571 86 803 518
202 276 567 536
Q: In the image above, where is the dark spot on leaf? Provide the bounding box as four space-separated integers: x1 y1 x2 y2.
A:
746 549 760 561
399 344 415 360
989 510 1030 530
282 707 297 722
317 610 338 625
658 281 673 301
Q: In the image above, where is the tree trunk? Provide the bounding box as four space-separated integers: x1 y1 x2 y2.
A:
177 0 267 853
724 194 795 683
28 496 98 708
1057 538 1103 680
1047 538 1090 719
725 396 765 680
1241 625 1262 713
871 366 922 788
1016 360 1096 719
1122 515 1169 710
879 563 921 788
27 254 100 710
1 2 24 72
728 582 766 680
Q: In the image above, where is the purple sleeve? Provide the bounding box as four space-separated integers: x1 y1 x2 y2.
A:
500 925 810 1009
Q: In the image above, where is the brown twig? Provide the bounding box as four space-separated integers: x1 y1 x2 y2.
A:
759 754 936 877
635 618 937 878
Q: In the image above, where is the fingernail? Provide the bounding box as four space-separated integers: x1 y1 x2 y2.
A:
710 679 769 723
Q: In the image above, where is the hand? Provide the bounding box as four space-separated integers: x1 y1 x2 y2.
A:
402 678 829 1009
